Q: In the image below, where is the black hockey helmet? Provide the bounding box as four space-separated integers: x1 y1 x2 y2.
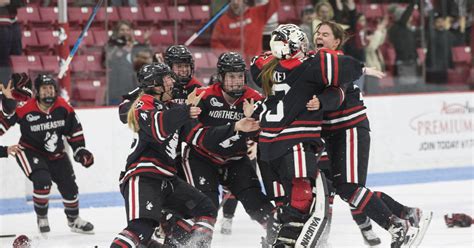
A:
217 52 247 98
34 74 58 104
137 63 178 99
164 45 194 84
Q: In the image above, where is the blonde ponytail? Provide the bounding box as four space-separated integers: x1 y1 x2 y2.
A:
127 92 144 132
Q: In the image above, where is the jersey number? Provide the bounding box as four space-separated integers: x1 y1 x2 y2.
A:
263 83 290 122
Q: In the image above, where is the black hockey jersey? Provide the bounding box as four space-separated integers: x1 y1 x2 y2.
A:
321 50 369 135
118 77 203 124
172 77 204 105
0 97 86 160
185 83 264 164
120 94 249 183
250 50 363 161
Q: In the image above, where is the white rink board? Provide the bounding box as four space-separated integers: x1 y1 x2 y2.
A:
1 92 473 199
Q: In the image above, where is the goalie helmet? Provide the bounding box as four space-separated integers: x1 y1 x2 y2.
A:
34 74 57 104
164 45 194 84
270 24 309 59
217 52 247 98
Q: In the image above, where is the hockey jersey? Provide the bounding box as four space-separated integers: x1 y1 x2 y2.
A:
185 83 264 164
118 77 203 124
321 50 369 135
250 50 363 161
0 97 86 160
120 94 249 183
0 146 7 158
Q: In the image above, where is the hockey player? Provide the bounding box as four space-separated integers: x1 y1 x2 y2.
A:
250 24 376 247
0 74 94 234
308 21 432 247
118 45 203 123
0 78 25 158
110 63 261 248
164 45 204 104
181 52 274 235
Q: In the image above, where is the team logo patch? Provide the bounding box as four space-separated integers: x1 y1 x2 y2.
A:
140 112 148 121
146 201 154 211
26 114 40 122
210 97 223 107
33 157 39 164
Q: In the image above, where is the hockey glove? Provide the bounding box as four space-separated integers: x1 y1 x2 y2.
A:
444 213 472 228
11 73 33 101
74 148 94 168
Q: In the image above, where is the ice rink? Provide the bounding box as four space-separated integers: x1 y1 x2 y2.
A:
1 179 473 248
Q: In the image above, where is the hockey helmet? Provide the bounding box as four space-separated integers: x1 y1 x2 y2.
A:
270 24 309 59
34 74 57 104
164 45 195 85
137 63 178 97
217 52 247 98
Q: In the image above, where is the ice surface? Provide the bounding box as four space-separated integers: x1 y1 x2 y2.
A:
1 180 472 247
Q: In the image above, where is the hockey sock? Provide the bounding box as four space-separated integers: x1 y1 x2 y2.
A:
111 218 156 247
31 171 52 217
63 197 79 221
350 206 371 227
374 191 405 218
338 185 393 229
222 196 238 218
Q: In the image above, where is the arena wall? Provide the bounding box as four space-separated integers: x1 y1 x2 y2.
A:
1 92 472 202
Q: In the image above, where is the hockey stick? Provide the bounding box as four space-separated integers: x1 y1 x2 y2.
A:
0 234 16 238
58 0 104 79
184 3 230 46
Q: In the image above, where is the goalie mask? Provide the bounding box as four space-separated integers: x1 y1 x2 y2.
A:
270 24 309 59
137 63 178 101
217 52 247 99
34 74 57 105
164 45 194 86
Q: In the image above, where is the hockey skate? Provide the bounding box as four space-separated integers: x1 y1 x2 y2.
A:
360 228 381 246
388 216 409 248
68 217 94 234
37 216 50 233
220 217 233 235
403 210 433 247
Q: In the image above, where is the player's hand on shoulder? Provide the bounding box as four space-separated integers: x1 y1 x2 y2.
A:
74 148 94 168
186 88 205 106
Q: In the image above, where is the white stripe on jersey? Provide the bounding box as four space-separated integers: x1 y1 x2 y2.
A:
260 126 321 138
182 147 195 186
326 53 333 85
353 128 359 183
323 109 367 124
191 128 203 146
153 112 166 141
17 150 31 176
71 130 83 137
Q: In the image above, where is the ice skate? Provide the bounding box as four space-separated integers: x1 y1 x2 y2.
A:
220 217 233 235
68 216 94 234
37 216 50 233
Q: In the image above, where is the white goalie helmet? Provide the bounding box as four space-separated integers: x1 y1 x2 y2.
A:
270 24 309 59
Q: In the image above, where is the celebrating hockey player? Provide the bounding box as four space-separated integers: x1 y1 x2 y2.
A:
182 52 274 234
110 63 261 248
0 74 95 234
307 20 432 248
251 24 367 247
119 45 203 123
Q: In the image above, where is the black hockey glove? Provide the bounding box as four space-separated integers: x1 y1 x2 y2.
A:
445 213 472 228
11 73 33 101
74 148 94 168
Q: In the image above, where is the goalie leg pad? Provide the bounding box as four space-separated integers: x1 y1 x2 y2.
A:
290 178 313 214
